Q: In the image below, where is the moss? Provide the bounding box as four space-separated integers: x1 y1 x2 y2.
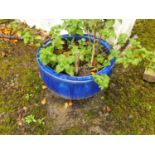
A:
101 63 155 134
62 127 87 135
0 19 14 24
0 41 50 134
99 20 155 134
132 19 155 51
84 109 99 120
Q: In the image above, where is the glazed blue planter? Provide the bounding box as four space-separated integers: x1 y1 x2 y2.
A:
36 34 115 100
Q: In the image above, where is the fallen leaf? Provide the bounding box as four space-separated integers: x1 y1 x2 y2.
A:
42 85 47 90
64 102 69 109
11 39 18 44
89 67 97 74
23 106 28 112
90 72 95 75
5 29 11 34
106 106 112 112
68 100 73 106
41 98 47 105
1 52 6 57
17 121 23 126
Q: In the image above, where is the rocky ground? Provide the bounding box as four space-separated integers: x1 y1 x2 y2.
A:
0 20 155 134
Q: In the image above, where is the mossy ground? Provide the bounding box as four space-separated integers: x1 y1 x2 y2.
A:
0 41 49 134
0 20 155 134
132 19 155 51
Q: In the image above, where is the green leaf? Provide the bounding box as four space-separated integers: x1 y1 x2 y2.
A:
52 36 64 49
21 31 35 44
109 49 120 59
125 50 133 57
40 46 54 65
101 28 116 40
129 38 141 48
103 60 111 67
118 33 128 45
105 19 115 28
57 54 66 63
68 56 75 64
55 64 64 73
71 46 80 55
24 115 36 124
63 19 84 35
97 54 104 64
65 65 74 76
78 38 86 46
50 25 62 38
93 74 110 90
79 54 84 61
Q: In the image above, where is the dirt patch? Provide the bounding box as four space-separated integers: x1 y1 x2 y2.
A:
45 63 155 135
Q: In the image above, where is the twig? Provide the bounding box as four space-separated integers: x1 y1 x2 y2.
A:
0 33 22 40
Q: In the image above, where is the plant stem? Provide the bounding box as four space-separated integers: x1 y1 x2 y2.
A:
91 30 96 66
73 35 80 75
75 53 80 75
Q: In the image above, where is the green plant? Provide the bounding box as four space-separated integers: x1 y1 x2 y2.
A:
19 19 154 90
21 30 35 44
37 118 45 125
39 19 115 77
147 57 155 73
63 19 84 36
55 55 75 76
24 115 36 124
9 21 46 47
25 93 33 101
24 115 45 125
92 74 110 90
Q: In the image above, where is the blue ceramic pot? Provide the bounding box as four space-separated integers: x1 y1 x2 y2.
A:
36 34 115 100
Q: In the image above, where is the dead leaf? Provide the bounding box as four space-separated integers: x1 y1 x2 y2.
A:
17 121 23 126
23 106 28 112
90 72 95 75
64 102 69 109
64 100 73 109
89 67 97 74
11 39 18 44
92 59 97 67
106 106 112 112
1 52 6 57
102 106 112 113
41 98 47 105
0 27 11 35
42 85 47 90
68 100 73 106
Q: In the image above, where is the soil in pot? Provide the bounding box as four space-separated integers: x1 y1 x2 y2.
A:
46 38 109 77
